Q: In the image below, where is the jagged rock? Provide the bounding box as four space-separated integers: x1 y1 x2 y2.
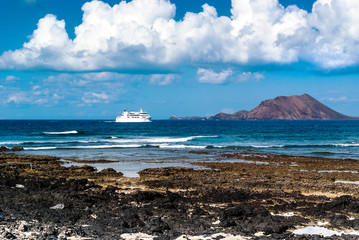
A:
0 146 23 152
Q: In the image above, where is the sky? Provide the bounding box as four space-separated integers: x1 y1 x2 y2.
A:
0 0 359 119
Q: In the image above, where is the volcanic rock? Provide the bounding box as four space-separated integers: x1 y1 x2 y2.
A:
0 146 23 152
170 94 358 120
246 94 356 120
210 110 249 120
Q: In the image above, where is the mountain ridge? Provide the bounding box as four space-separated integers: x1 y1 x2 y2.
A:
170 94 359 120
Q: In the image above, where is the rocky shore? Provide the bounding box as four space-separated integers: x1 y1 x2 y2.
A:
2 151 359 239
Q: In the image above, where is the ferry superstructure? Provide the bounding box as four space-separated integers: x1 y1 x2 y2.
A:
116 109 151 122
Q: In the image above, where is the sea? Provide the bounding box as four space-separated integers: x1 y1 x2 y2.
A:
1 120 359 177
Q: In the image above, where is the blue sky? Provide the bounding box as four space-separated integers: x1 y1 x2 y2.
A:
1 0 359 119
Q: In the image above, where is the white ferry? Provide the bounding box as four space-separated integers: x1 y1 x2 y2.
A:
116 108 151 122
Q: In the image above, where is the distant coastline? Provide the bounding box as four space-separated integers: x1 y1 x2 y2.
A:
170 94 359 121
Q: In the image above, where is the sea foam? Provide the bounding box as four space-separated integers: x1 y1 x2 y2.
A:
43 130 78 135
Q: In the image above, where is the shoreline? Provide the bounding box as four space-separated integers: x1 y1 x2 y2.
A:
1 151 359 239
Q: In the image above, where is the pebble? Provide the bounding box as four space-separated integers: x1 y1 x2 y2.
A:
50 204 65 210
18 223 28 232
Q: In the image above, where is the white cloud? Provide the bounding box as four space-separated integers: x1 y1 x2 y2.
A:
328 96 348 102
150 74 177 85
32 85 40 90
197 68 233 84
237 72 264 82
80 72 125 81
5 76 20 81
6 92 30 104
43 72 125 86
82 92 110 104
52 93 63 101
1 0 359 71
322 96 350 102
34 98 48 104
197 68 264 84
304 0 359 68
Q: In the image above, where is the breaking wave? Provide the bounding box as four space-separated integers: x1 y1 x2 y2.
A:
43 130 78 135
24 147 57 150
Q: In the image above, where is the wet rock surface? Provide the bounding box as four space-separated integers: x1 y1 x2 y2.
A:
1 152 359 239
0 146 24 152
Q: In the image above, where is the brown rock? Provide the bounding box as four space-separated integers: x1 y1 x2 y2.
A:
246 94 357 120
0 146 23 152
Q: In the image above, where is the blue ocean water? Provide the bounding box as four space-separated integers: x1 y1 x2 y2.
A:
1 120 359 164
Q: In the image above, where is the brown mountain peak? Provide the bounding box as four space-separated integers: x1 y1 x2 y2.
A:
246 94 355 120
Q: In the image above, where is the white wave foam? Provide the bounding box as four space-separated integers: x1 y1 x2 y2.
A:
43 130 78 135
2 136 217 146
0 141 23 145
335 143 359 147
1 140 98 145
65 144 142 149
108 135 217 144
24 147 57 150
251 145 285 148
159 144 207 149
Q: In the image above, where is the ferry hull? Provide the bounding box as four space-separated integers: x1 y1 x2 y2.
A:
115 118 151 123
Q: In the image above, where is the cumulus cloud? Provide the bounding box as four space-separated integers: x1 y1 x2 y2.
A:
1 0 359 71
197 68 264 84
6 92 30 104
4 86 53 105
197 68 233 84
82 92 110 104
302 0 359 68
150 74 178 85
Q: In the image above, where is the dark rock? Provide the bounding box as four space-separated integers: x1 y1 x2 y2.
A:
146 217 170 233
4 232 16 239
132 191 165 202
10 147 24 152
210 110 249 120
219 205 290 234
0 146 24 152
97 168 123 177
